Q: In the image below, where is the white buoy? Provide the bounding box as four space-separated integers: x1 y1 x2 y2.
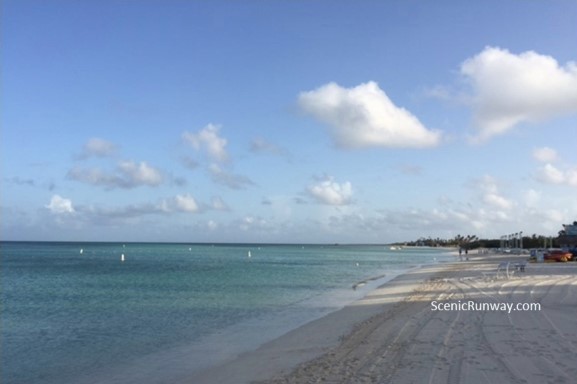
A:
121 254 125 262
80 248 83 254
248 250 252 258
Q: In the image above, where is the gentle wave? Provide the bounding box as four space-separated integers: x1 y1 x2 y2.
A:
1 242 453 384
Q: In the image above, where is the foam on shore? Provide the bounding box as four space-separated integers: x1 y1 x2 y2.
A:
72 254 458 384
244 255 577 384
187 261 456 384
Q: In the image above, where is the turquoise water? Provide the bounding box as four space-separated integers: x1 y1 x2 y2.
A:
1 242 452 384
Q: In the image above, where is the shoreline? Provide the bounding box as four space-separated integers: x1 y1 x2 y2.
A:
188 252 577 384
186 259 459 384
68 248 454 384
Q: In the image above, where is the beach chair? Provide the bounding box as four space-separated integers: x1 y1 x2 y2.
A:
496 262 515 279
513 261 527 272
481 262 509 280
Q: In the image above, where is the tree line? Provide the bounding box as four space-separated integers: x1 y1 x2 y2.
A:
400 233 564 249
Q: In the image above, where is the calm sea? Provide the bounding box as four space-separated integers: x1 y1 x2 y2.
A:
1 242 452 384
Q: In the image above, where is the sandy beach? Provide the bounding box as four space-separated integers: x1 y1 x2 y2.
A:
188 253 577 384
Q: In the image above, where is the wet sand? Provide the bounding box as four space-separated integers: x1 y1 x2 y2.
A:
188 253 577 384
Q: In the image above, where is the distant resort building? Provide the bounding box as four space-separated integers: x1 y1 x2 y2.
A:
558 222 577 248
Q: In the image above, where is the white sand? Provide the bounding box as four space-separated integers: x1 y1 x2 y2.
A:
187 254 577 384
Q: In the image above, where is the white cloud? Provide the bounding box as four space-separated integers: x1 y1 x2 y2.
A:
320 206 487 242
77 138 117 159
461 47 577 142
474 175 514 210
207 220 218 231
237 215 271 232
208 163 254 190
157 194 201 214
423 85 454 102
544 209 565 224
483 193 513 210
106 194 201 215
523 189 541 208
181 125 253 190
182 124 229 163
54 194 202 227
535 163 577 186
532 147 559 163
46 195 75 214
210 196 229 211
307 177 353 206
536 164 565 184
568 169 577 187
298 81 441 149
475 175 498 194
531 147 577 187
172 194 199 213
117 161 163 186
68 161 163 189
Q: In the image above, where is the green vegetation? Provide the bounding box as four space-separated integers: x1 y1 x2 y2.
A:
400 234 563 249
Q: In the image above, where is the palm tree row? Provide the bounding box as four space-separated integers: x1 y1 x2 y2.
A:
401 233 569 249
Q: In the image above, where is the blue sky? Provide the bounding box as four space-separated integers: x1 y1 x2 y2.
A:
2 0 576 243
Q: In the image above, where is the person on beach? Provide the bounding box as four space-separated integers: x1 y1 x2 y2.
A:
459 247 463 261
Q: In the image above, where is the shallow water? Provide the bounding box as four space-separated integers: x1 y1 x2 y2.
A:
1 242 452 384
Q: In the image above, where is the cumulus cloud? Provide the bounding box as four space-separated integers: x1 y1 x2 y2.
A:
180 125 254 189
171 194 199 213
118 161 163 185
237 215 271 232
47 194 202 228
530 147 577 187
46 195 75 214
104 195 201 216
68 160 164 189
298 82 441 149
523 189 541 208
210 196 229 211
535 163 577 186
208 163 254 190
533 147 559 163
473 175 514 210
482 193 513 210
536 164 564 184
564 169 577 186
461 47 577 142
182 124 229 163
77 138 117 159
382 207 481 232
307 177 353 206
207 220 218 231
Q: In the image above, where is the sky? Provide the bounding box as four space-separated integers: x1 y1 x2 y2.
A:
2 0 576 244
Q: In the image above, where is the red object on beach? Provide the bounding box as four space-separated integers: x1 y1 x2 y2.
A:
544 250 573 262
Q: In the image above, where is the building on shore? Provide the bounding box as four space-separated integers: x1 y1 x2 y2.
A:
558 222 577 248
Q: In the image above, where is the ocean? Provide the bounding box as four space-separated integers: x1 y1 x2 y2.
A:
1 242 453 384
